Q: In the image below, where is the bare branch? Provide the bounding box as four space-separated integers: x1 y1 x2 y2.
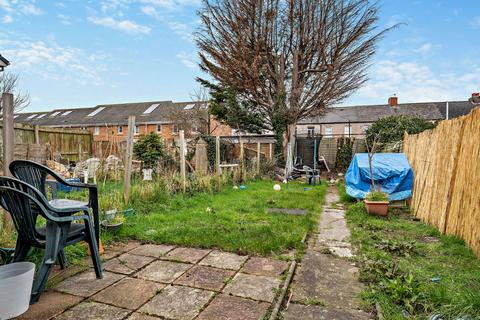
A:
0 72 31 112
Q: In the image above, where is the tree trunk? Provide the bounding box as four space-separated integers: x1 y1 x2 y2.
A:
282 123 297 164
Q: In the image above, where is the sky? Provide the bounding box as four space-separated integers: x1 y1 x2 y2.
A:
1 0 479 112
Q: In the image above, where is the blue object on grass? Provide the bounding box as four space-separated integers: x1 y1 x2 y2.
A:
57 178 82 193
239 185 247 190
345 153 413 201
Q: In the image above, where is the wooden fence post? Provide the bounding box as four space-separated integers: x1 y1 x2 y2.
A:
2 93 14 176
2 92 14 231
269 143 273 160
34 125 40 144
179 130 186 193
123 116 135 204
256 142 261 174
216 136 221 189
239 135 244 180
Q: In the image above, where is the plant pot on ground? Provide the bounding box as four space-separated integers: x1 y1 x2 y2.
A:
364 191 389 216
101 215 125 234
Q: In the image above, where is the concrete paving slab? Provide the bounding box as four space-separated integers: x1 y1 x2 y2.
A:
129 244 176 258
107 241 142 253
241 257 289 277
103 253 155 275
139 285 214 320
17 291 83 320
174 265 235 291
199 250 248 270
291 250 362 310
93 277 164 310
197 294 269 320
282 303 371 320
223 273 281 302
55 271 124 297
136 260 191 283
164 247 211 264
54 301 129 320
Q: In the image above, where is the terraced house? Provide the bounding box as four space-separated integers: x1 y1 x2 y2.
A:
15 100 232 142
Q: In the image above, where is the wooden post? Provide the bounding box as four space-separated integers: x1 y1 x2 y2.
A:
256 142 261 174
179 130 186 193
2 93 14 176
239 135 244 180
123 116 135 204
215 136 221 188
34 125 40 144
269 143 273 160
2 93 14 231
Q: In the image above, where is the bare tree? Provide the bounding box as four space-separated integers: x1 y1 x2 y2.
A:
0 72 31 112
197 0 393 155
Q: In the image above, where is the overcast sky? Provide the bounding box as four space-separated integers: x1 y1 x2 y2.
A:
1 0 479 112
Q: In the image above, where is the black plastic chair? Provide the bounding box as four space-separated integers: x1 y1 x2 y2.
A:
9 160 101 257
0 178 102 304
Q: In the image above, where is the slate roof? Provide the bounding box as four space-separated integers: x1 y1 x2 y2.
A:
15 101 206 127
300 101 475 124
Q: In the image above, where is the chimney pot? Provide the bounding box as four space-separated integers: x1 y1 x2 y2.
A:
388 95 398 107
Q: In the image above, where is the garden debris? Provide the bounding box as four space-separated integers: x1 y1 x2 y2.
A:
239 185 247 190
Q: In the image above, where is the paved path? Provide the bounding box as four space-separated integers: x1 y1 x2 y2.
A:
19 242 290 320
281 186 372 320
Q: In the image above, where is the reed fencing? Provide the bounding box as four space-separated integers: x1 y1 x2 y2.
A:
404 107 480 257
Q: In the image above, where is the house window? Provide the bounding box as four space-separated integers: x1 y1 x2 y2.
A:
135 125 140 135
172 124 179 134
307 126 315 136
117 126 123 134
156 124 162 133
324 127 333 136
94 127 99 135
344 125 351 136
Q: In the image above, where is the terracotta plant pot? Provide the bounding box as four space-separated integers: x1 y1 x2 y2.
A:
364 200 389 216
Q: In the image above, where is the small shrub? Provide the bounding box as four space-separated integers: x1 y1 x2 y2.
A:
335 137 354 172
365 191 388 201
133 133 172 169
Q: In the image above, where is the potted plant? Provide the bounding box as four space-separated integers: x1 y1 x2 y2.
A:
364 133 390 216
364 191 389 216
102 214 125 233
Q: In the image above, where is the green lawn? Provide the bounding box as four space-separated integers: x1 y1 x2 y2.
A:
341 187 480 319
107 180 326 256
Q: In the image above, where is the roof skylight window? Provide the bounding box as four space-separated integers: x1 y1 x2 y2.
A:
49 111 61 117
62 111 72 116
143 104 159 114
26 114 38 120
37 114 47 119
87 107 105 117
184 103 195 110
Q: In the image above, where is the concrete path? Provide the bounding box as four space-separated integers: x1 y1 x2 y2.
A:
19 242 290 320
281 186 372 320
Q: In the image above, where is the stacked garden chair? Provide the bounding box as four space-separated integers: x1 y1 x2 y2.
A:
0 160 103 303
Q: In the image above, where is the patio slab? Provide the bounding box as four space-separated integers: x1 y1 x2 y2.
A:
17 291 83 320
241 257 289 277
92 277 164 310
197 294 269 320
136 260 191 283
291 250 362 310
199 250 248 270
174 265 235 291
54 301 130 320
223 273 281 302
103 253 155 275
107 241 142 253
164 247 211 264
139 285 214 320
129 244 176 258
282 303 371 320
55 271 124 297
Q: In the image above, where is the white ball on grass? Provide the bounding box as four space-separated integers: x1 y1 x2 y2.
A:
273 184 281 191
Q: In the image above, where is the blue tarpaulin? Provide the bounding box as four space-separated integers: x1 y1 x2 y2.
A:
345 153 413 201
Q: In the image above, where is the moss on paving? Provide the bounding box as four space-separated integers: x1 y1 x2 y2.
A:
341 186 480 320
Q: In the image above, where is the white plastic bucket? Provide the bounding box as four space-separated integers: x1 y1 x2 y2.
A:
0 262 35 320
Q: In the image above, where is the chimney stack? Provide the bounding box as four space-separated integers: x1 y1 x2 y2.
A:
470 92 480 104
388 95 398 107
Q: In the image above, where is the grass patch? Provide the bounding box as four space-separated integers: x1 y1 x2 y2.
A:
345 201 480 319
336 181 356 203
106 179 326 256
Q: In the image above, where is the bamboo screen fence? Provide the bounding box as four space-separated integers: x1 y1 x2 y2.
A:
403 107 480 257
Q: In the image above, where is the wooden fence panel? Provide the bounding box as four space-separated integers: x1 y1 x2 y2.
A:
404 107 480 257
